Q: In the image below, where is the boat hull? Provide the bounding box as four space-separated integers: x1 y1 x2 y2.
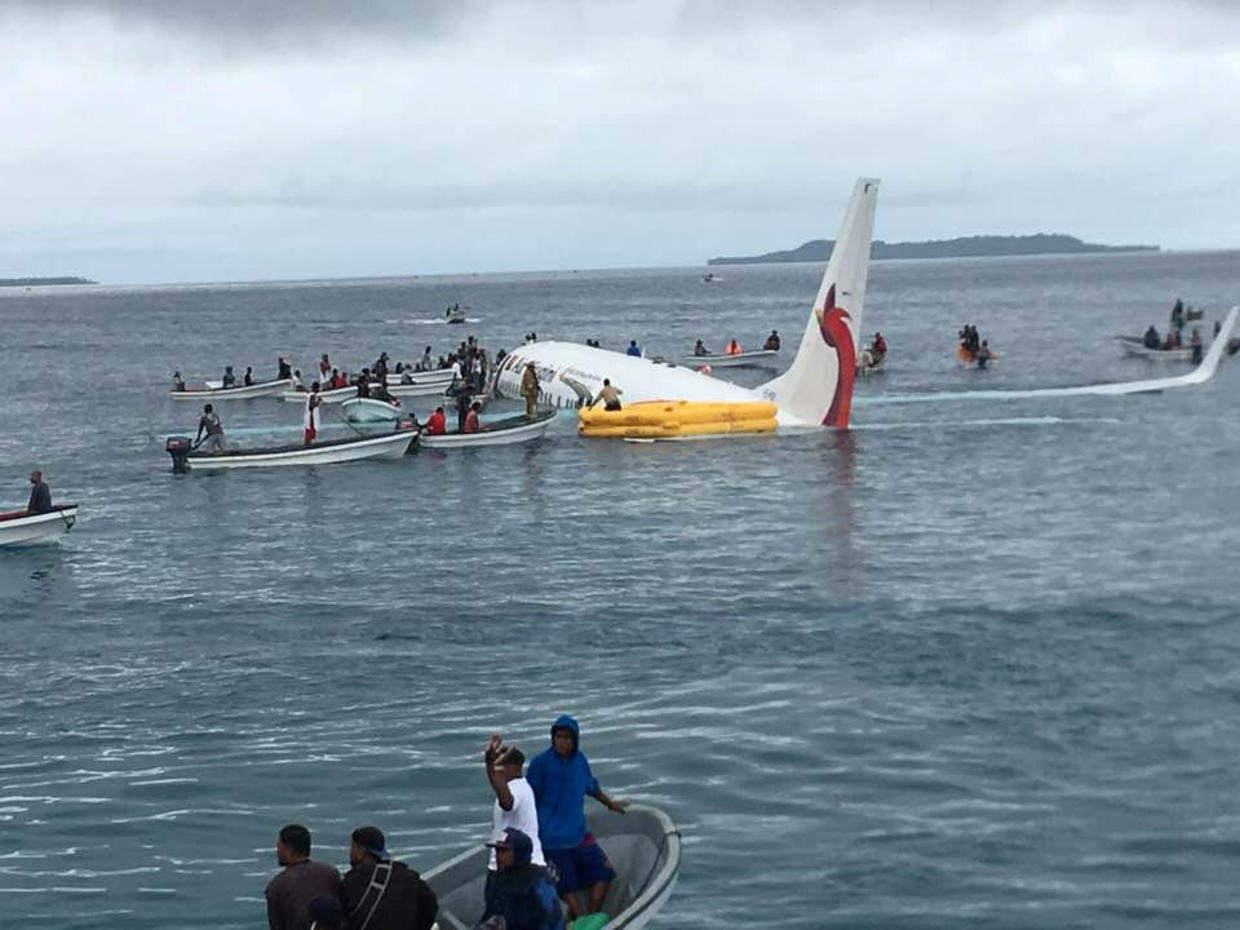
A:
1120 341 1195 362
424 805 680 930
181 431 415 470
281 385 357 404
172 379 291 400
0 505 79 546
342 398 402 423
682 349 779 368
420 412 555 448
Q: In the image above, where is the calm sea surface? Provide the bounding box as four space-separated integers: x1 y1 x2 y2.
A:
2 251 1239 929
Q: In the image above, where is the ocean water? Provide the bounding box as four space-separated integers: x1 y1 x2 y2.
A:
1 250 1239 929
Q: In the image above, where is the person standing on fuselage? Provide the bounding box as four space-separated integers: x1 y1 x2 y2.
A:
526 715 628 921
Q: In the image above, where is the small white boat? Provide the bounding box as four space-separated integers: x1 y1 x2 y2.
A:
341 397 403 423
424 804 680 930
447 307 467 324
682 349 779 369
0 504 79 546
281 385 359 404
1118 339 1196 362
420 410 555 449
166 429 416 471
389 381 453 399
172 379 291 400
388 369 455 386
857 350 887 376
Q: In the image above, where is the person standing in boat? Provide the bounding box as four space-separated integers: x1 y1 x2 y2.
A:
1191 327 1203 364
172 371 186 392
340 826 437 930
27 469 52 514
195 403 226 453
355 369 372 399
464 402 482 433
527 715 628 922
244 366 255 387
265 824 343 930
222 365 237 389
319 354 332 383
520 363 540 418
277 357 292 380
304 384 322 446
419 346 433 371
1171 298 1185 332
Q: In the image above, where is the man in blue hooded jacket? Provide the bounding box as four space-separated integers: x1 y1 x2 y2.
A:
525 715 628 920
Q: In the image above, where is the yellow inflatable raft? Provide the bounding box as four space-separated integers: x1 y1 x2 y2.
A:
578 400 777 439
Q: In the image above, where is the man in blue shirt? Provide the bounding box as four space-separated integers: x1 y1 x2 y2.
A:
625 340 641 357
525 715 628 921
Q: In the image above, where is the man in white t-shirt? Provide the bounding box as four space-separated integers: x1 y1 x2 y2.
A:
484 735 545 874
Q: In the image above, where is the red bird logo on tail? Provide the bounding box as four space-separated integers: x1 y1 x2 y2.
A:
818 284 856 428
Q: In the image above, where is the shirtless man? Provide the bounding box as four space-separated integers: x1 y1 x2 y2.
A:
589 379 622 412
196 404 226 453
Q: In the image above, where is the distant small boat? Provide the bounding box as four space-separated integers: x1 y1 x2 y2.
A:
446 306 467 324
165 429 416 471
682 349 778 369
172 379 291 400
857 350 887 375
420 411 555 449
341 397 403 423
424 804 680 930
702 272 721 283
1117 339 1196 362
0 504 79 546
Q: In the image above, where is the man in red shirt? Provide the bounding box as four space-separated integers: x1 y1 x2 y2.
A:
425 407 447 435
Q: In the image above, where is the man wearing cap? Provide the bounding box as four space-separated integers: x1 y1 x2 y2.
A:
479 828 563 930
340 825 437 930
265 824 343 930
484 736 546 876
526 715 628 921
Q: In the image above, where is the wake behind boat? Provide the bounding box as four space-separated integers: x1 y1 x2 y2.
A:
165 428 416 471
0 504 79 546
424 804 680 930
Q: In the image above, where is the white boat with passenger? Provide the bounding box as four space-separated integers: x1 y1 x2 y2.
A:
388 368 456 387
172 378 291 400
342 397 403 423
0 504 79 546
420 410 556 449
682 349 779 369
1117 338 1196 362
281 384 358 404
424 804 680 930
165 428 416 471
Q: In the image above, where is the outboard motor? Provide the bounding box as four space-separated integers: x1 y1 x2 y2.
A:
166 436 192 473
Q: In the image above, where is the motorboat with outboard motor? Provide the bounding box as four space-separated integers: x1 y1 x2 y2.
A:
0 504 79 546
419 410 556 449
682 349 778 369
342 397 403 423
164 427 416 471
172 378 291 400
424 804 680 930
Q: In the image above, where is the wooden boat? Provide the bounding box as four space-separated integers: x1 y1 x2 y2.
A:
171 378 291 400
424 804 680 930
0 504 79 546
341 397 403 423
166 429 416 471
420 410 555 449
681 349 779 368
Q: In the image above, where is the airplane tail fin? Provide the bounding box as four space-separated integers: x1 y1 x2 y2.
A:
759 178 880 428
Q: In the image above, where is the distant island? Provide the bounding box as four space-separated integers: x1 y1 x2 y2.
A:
0 276 96 287
707 234 1159 265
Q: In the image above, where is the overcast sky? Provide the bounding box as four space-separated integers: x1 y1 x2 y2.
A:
1 1 1236 284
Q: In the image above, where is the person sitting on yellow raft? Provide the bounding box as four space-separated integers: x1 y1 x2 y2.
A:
588 379 623 412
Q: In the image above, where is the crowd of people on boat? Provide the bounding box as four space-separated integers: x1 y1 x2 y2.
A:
688 331 780 357
263 715 627 930
1137 300 1209 362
